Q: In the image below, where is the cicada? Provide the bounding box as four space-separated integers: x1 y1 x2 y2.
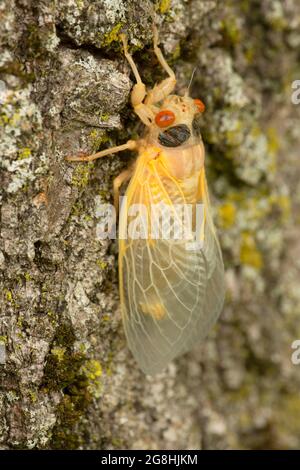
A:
67 26 225 375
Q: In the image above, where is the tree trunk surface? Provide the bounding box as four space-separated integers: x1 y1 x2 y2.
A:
1 0 300 449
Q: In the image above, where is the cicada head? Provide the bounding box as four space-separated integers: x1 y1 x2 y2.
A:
150 95 205 148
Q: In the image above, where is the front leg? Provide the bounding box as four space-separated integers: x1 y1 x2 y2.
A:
144 24 176 106
66 139 137 162
120 34 155 126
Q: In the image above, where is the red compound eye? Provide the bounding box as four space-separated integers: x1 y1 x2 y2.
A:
155 110 175 128
194 99 205 113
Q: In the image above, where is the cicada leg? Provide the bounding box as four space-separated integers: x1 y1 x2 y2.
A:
66 139 137 162
120 34 155 126
144 24 176 106
113 166 134 212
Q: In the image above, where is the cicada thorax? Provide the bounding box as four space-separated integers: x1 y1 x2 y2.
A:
140 130 205 196
158 140 204 181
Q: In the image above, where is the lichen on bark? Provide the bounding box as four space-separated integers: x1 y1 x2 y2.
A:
1 0 300 450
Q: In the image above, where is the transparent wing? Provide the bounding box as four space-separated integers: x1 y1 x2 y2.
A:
119 147 225 375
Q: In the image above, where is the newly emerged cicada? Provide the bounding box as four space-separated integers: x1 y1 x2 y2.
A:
67 26 225 375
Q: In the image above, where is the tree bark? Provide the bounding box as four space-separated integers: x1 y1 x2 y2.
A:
1 0 300 449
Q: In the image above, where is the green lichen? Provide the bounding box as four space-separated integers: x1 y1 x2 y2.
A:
47 310 58 327
104 350 115 377
221 18 242 45
51 393 87 449
70 199 85 218
268 17 288 32
51 346 66 363
0 335 8 345
71 162 94 189
0 61 35 82
89 130 109 152
28 390 38 403
43 325 85 392
100 113 110 122
42 323 104 449
102 23 123 47
24 272 32 282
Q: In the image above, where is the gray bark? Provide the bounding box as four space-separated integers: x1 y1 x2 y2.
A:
1 0 300 449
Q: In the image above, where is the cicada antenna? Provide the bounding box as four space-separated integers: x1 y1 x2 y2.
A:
184 67 197 97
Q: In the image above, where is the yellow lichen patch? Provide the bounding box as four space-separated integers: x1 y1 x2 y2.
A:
89 130 109 152
81 359 103 398
10 112 21 127
81 359 102 381
240 232 263 270
101 314 110 322
100 113 110 122
18 147 31 159
4 289 13 302
0 114 9 126
103 23 123 46
218 202 237 228
75 0 84 8
51 346 66 363
159 0 171 14
96 260 108 270
140 301 166 320
28 390 38 403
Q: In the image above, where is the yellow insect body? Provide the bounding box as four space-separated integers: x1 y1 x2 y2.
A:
67 26 225 375
119 132 224 375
